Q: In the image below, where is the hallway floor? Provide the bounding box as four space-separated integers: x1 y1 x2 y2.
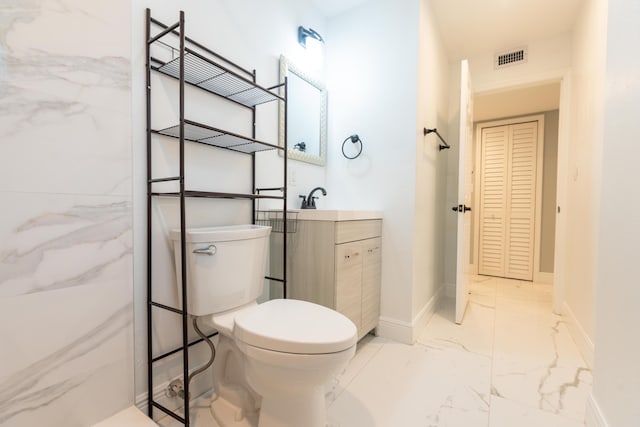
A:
159 277 592 427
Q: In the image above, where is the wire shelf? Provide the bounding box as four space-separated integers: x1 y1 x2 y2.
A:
255 210 297 233
154 120 278 154
154 50 280 107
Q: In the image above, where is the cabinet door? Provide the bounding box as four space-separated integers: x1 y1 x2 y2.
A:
361 238 381 336
335 241 363 332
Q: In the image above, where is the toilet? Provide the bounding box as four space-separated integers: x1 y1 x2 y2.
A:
170 224 357 427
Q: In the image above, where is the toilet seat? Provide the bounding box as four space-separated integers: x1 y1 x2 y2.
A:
233 299 357 354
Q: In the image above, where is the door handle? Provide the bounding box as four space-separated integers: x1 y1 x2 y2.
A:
452 204 472 213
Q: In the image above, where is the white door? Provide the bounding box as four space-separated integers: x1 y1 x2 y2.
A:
455 59 473 324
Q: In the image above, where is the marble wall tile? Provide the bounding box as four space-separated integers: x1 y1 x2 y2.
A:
1 1 133 425
0 0 131 196
0 193 132 298
0 192 133 426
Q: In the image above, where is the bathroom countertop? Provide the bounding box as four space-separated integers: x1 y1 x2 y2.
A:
288 209 383 221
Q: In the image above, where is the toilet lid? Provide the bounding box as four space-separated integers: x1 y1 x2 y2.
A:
233 299 357 354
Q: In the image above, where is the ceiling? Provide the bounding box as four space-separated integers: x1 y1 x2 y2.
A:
427 0 582 60
313 0 583 60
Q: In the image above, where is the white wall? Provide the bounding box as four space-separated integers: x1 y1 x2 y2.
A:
131 0 328 409
562 0 608 349
325 0 421 337
413 0 450 325
325 0 450 341
591 1 640 426
470 34 572 94
0 1 133 426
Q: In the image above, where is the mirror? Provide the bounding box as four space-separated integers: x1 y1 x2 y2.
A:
279 55 327 165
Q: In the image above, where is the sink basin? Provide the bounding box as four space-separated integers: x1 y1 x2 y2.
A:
288 209 383 221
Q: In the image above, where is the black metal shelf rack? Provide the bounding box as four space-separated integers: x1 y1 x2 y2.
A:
145 9 288 426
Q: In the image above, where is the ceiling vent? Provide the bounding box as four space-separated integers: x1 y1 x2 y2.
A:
494 47 528 69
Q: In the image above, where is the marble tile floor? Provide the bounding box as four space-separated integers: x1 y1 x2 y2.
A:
157 276 591 427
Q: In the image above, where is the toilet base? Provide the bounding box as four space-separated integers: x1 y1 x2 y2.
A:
210 393 259 427
257 387 326 427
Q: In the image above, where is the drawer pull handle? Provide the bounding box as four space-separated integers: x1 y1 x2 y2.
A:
344 252 360 260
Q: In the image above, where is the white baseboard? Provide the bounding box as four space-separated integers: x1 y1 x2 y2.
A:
562 302 594 368
534 271 554 284
585 394 609 427
376 316 413 344
377 286 444 345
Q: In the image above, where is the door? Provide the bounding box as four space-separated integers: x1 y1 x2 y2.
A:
454 59 474 324
335 241 363 332
361 238 382 336
478 126 509 277
478 122 538 280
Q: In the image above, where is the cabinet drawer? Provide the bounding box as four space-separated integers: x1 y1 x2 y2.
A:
335 220 382 244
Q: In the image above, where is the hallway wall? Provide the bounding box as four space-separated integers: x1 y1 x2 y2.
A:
562 0 608 355
592 0 640 425
413 0 450 335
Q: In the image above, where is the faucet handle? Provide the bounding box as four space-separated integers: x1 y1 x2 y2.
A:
298 195 308 209
309 196 318 209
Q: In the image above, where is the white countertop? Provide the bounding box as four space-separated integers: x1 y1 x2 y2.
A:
288 209 383 221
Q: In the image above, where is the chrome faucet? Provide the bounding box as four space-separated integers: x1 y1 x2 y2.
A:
299 187 327 209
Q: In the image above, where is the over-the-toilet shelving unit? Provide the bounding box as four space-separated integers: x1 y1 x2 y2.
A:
145 9 288 426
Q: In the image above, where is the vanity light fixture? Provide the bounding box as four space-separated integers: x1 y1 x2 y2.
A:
298 26 324 48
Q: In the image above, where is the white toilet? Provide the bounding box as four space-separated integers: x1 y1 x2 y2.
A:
170 224 357 427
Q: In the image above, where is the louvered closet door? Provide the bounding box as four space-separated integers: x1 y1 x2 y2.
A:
478 126 509 277
505 122 537 280
478 122 537 280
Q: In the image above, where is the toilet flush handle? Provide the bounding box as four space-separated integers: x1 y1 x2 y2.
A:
193 245 217 256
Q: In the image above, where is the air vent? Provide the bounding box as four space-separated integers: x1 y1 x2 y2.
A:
495 47 528 69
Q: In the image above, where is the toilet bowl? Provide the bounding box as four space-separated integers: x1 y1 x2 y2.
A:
170 225 357 427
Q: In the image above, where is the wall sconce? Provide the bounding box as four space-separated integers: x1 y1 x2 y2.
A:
298 26 324 48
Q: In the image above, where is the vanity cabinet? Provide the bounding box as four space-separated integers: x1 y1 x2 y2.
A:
272 218 382 340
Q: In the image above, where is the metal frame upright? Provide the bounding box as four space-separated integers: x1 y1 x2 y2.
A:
145 9 288 426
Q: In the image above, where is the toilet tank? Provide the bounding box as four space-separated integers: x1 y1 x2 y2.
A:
169 225 271 316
